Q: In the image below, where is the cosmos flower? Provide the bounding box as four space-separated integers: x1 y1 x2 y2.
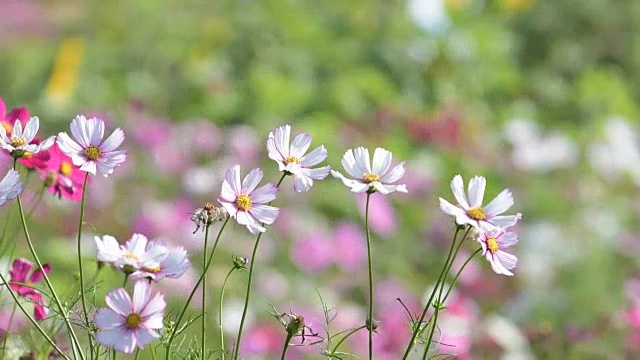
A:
40 141 89 201
439 175 521 232
56 115 126 177
0 169 23 206
0 117 54 157
218 165 279 235
130 242 190 282
95 280 166 353
9 258 50 321
331 147 407 195
94 234 167 274
478 229 519 276
266 124 331 192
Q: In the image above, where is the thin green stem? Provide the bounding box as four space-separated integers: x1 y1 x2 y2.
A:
328 325 367 357
0 273 70 360
165 218 229 359
134 348 140 360
280 333 294 360
76 172 92 357
219 267 236 360
401 227 461 359
364 192 373 360
14 169 84 360
421 305 440 360
201 225 210 360
123 274 129 288
442 248 482 304
232 173 287 360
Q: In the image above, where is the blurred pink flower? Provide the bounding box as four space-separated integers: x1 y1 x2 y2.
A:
356 192 397 236
437 293 477 359
290 233 334 274
40 141 89 201
9 258 50 321
240 322 282 357
228 125 259 165
333 221 367 272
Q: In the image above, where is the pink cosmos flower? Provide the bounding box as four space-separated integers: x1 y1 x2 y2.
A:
0 169 23 206
39 141 89 201
130 242 190 282
0 116 54 157
439 175 522 232
95 280 166 353
478 229 519 276
9 258 50 321
56 115 126 177
331 147 407 194
218 165 280 235
266 124 331 192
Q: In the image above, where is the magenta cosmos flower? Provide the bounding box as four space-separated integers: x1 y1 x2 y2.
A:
439 175 522 232
0 116 54 157
0 169 23 206
95 280 166 353
219 165 279 235
40 141 90 201
9 258 50 321
56 115 126 177
266 124 331 192
331 147 407 194
477 229 519 276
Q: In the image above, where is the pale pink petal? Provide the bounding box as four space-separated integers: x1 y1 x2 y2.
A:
300 166 330 180
299 146 327 167
371 148 392 175
496 251 518 270
127 234 149 256
135 327 160 348
132 280 152 314
140 292 166 320
331 170 369 193
250 183 278 204
248 205 279 225
56 132 83 156
220 180 237 202
451 175 469 209
22 117 39 143
79 161 97 175
379 162 405 184
31 293 49 321
498 232 518 248
241 168 263 194
12 120 23 138
274 125 291 158
353 147 372 174
95 235 122 262
219 200 238 217
225 165 242 194
87 117 105 146
236 211 265 234
375 183 407 194
105 289 133 316
490 214 521 229
439 198 465 218
96 326 136 354
467 176 486 208
70 115 90 148
9 258 33 283
293 174 313 192
100 128 124 152
266 134 283 162
484 189 514 216
95 308 125 330
340 149 361 178
289 132 312 159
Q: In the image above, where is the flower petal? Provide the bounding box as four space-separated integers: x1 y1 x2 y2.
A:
140 292 166 321
132 280 152 314
301 166 330 180
96 326 136 354
135 327 160 349
88 117 105 146
289 132 312 159
95 308 125 330
56 132 84 157
331 170 369 193
353 147 372 174
300 145 327 167
274 125 291 158
100 128 124 152
225 165 242 194
248 204 279 225
380 162 405 184
9 258 33 284
241 168 263 194
28 263 51 284
484 189 514 216
250 183 278 204
22 117 39 144
70 115 90 148
236 211 265 234
95 235 122 263
105 288 133 316
467 176 486 208
371 148 392 176
490 214 521 229
496 251 518 270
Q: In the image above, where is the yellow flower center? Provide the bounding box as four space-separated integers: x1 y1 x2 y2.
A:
123 252 139 261
10 137 26 148
487 237 499 254
236 194 252 211
142 265 161 273
1 122 12 133
125 313 142 329
284 156 300 165
84 145 101 160
467 207 486 221
362 172 380 183
23 151 33 158
60 161 73 176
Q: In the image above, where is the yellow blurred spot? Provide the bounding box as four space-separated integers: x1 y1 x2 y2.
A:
45 37 85 109
1 122 13 133
502 0 536 12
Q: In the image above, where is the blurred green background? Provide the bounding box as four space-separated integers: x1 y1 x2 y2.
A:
2 0 640 358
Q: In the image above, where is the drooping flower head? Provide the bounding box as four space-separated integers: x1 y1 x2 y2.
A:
40 141 89 201
477 229 519 276
0 169 23 206
0 116 54 158
57 115 126 177
331 147 407 195
266 124 331 192
95 280 166 353
439 175 522 232
9 258 50 321
218 165 280 235
95 234 168 275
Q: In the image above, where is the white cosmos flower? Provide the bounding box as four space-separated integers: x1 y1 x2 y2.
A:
478 229 519 276
331 147 407 195
0 169 23 206
57 115 126 177
95 234 168 274
439 175 521 232
0 117 54 156
266 124 331 192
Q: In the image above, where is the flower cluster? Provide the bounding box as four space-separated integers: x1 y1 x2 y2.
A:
440 175 522 275
95 233 190 281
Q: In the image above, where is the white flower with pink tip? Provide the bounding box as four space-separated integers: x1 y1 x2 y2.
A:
266 124 331 192
95 280 166 353
331 147 407 195
439 175 521 232
0 116 54 155
57 115 126 177
218 165 280 235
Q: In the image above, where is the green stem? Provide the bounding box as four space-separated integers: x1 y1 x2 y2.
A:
165 218 229 359
421 305 440 360
76 172 92 356
401 227 462 359
219 267 236 360
280 333 294 360
0 273 70 360
202 225 210 360
232 173 287 360
364 192 373 360
13 158 84 360
122 274 129 288
328 325 367 357
442 248 482 304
